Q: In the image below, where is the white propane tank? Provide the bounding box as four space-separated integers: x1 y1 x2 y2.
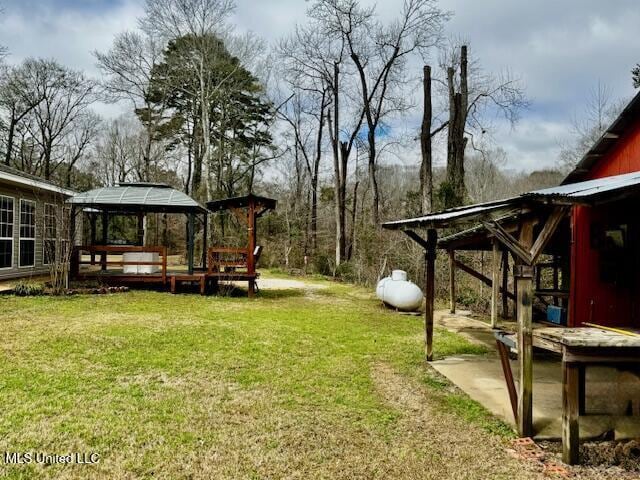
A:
376 269 423 312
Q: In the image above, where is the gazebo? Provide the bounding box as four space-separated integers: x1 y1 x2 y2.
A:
68 182 209 289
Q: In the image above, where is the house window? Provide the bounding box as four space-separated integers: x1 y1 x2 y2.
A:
19 199 36 268
0 196 14 269
43 203 57 265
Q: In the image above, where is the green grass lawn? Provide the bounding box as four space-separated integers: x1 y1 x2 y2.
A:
0 275 540 479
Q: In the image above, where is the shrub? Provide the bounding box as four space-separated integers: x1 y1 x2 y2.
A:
13 281 45 297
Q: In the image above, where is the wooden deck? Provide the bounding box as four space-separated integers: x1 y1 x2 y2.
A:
71 245 258 296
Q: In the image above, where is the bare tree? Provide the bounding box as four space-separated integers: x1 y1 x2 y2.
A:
22 60 97 180
311 0 448 223
440 43 528 207
0 59 49 165
559 81 624 173
94 31 165 181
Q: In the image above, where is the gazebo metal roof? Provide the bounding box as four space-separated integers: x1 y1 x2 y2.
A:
67 183 208 214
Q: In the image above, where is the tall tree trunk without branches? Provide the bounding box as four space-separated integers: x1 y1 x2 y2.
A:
420 65 433 214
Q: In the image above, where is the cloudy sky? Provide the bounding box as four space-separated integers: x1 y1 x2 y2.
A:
1 0 639 172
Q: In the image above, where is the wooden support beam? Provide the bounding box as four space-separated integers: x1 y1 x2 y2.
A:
491 240 500 328
403 229 429 250
530 207 567 264
454 259 515 301
449 250 456 314
496 339 518 422
424 229 437 362
562 359 580 465
483 220 533 265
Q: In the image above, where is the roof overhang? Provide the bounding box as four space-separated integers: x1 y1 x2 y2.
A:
206 194 277 215
0 169 76 197
563 90 640 185
383 171 640 233
381 198 524 230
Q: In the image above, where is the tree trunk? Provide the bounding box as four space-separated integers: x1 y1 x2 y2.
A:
330 62 345 268
367 128 380 224
420 65 433 214
444 45 470 208
4 111 17 166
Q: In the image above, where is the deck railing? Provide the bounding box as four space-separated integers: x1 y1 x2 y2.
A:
72 245 168 283
207 247 250 274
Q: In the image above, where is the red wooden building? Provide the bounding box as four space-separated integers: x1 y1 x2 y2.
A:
565 92 640 328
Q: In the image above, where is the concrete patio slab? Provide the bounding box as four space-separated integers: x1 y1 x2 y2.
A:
431 310 640 440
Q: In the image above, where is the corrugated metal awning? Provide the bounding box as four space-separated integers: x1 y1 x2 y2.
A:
383 171 640 231
525 171 640 205
382 198 522 230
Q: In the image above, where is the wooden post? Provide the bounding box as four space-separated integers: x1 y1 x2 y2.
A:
101 211 108 271
516 263 534 437
491 240 500 328
201 212 208 270
247 199 256 276
517 213 535 439
137 212 145 246
502 250 509 318
448 250 456 314
187 213 195 275
562 358 580 465
425 229 437 361
89 213 96 264
69 206 78 283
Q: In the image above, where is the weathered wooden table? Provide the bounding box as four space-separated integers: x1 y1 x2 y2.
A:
495 326 640 465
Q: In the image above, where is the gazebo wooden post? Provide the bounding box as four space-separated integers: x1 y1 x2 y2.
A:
448 250 456 314
425 229 437 361
187 212 195 275
101 210 108 271
89 212 97 264
247 197 257 297
491 240 500 328
202 212 208 270
137 212 145 246
69 206 78 283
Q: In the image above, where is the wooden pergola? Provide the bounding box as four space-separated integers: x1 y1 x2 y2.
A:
205 194 277 297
